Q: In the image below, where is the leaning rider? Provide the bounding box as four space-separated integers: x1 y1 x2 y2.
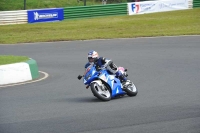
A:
84 50 129 86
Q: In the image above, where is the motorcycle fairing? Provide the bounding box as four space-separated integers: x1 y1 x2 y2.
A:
99 70 125 97
83 65 126 98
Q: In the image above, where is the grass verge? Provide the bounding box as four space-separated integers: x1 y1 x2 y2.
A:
0 0 98 11
0 55 29 65
0 8 200 44
0 0 127 11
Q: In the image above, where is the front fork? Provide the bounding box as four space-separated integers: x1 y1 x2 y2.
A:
85 80 103 89
90 80 106 91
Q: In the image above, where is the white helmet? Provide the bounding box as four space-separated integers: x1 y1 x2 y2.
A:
87 50 99 64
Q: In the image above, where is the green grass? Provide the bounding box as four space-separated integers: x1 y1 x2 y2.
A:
0 8 200 44
0 0 97 11
0 0 127 11
0 55 29 65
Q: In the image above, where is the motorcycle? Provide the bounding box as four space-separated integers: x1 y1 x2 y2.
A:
78 64 138 101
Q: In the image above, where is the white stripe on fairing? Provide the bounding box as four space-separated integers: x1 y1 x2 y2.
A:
0 71 48 88
0 62 32 85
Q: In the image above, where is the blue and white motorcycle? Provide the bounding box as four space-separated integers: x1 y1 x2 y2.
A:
78 64 138 101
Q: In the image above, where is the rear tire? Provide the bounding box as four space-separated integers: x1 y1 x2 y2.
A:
90 82 111 101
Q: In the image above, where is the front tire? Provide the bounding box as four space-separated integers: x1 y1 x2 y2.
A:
124 83 138 97
90 82 111 101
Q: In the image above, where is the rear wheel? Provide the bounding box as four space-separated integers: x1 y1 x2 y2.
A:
90 82 111 101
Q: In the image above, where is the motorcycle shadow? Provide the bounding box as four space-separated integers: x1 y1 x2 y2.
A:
65 97 104 103
64 94 129 103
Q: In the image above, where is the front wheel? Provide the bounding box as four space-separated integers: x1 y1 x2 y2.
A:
124 82 138 97
90 82 111 101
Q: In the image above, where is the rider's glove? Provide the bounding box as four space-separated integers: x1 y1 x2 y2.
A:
102 57 106 63
95 65 101 71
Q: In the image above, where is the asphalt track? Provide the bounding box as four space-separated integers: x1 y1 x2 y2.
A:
0 36 200 133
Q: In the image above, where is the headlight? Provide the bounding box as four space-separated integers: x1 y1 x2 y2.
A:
83 74 91 84
86 74 91 80
84 74 91 81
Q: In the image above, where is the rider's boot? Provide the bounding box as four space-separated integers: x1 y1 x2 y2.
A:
120 76 130 88
116 71 129 89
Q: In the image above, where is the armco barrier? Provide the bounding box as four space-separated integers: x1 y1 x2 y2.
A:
0 10 27 25
64 3 127 20
193 0 200 8
189 0 193 8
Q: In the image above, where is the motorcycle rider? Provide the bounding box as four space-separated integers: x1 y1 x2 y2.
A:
81 50 129 86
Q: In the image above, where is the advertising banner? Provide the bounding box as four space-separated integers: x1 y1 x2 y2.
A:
128 0 189 15
28 8 64 23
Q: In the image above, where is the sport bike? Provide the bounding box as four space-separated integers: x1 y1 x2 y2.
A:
78 64 138 101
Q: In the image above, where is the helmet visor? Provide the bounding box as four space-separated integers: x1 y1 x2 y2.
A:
88 57 95 63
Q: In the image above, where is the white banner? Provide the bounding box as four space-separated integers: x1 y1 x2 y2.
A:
128 0 189 15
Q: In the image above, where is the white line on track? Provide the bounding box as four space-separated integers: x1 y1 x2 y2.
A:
0 71 49 88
